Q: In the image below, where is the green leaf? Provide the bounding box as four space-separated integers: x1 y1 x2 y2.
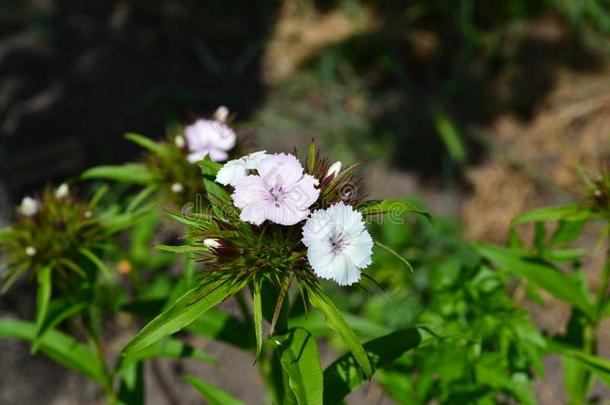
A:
0 319 109 387
155 244 208 254
119 337 215 370
307 286 372 378
358 199 431 223
82 164 160 185
253 281 264 358
125 133 172 160
475 244 595 318
186 309 253 350
118 362 144 405
512 204 592 225
323 328 423 404
126 185 158 213
184 375 246 405
435 113 467 163
34 265 52 348
122 279 246 355
549 341 610 385
79 248 109 276
273 328 323 405
33 299 85 352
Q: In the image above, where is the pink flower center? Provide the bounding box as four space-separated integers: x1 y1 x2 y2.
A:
268 186 286 207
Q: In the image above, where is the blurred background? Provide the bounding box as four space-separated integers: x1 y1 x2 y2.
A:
1 0 610 404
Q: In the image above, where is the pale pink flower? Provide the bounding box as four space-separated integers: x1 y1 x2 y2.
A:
232 153 320 226
184 119 236 163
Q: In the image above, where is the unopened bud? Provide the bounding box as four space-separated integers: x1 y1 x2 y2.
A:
84 210 93 219
175 135 186 149
324 161 342 181
19 197 39 217
25 246 37 257
171 183 184 193
55 183 69 200
214 106 229 123
203 238 221 249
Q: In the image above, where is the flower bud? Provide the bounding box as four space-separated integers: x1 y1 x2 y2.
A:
203 238 221 249
174 135 186 149
19 197 39 217
55 183 69 200
324 161 342 182
214 106 229 123
171 183 184 193
84 210 93 219
25 246 37 257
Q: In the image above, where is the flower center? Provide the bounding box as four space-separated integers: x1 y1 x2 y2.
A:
268 186 285 207
330 233 348 252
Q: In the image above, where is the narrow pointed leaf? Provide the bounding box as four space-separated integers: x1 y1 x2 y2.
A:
512 204 592 225
82 164 160 185
119 337 215 371
358 200 431 223
253 281 263 357
34 265 52 347
273 328 323 405
33 299 85 352
0 319 109 387
307 286 372 377
184 375 246 405
125 133 172 160
79 248 109 276
122 280 246 355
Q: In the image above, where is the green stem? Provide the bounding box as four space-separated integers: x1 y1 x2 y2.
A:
80 315 116 404
595 246 610 318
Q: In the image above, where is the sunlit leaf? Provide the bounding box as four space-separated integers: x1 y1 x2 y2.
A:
122 279 246 355
307 286 372 378
273 328 323 405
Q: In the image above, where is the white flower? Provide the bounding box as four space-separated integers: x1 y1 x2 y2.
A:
25 246 37 257
302 202 373 286
184 119 236 163
19 197 39 217
174 135 186 149
55 183 69 199
216 151 269 186
232 153 320 226
214 106 229 122
203 238 221 248
171 182 184 193
324 161 342 181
